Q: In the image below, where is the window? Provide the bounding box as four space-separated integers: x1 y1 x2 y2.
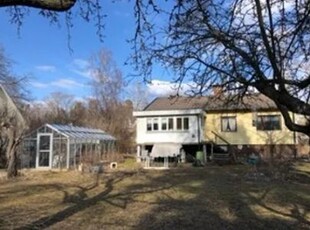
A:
147 117 190 132
183 117 189 130
256 115 281 131
168 118 174 130
221 116 237 132
153 118 159 131
176 117 189 131
177 118 182 130
147 118 152 131
161 118 167 130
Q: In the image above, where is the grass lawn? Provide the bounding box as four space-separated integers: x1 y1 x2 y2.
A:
0 161 309 230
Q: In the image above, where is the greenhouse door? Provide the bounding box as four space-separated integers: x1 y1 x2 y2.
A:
36 134 52 168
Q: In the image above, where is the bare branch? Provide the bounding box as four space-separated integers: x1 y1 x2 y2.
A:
0 0 76 12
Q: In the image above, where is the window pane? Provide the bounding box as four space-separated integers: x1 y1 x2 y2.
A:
161 118 167 130
39 152 49 166
168 118 174 130
271 116 281 130
147 118 152 131
257 115 281 131
153 118 159 131
39 135 50 150
183 117 189 130
177 118 182 130
229 117 236 131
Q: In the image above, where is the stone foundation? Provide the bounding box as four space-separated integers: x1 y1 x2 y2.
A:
233 144 309 162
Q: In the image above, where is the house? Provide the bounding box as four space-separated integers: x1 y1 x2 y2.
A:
133 96 208 162
133 92 308 163
21 124 116 169
204 93 305 160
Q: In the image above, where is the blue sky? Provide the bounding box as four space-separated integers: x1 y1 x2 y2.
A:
0 1 174 102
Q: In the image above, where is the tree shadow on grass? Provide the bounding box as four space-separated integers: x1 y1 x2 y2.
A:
133 167 310 230
14 172 126 229
15 170 175 229
6 166 310 230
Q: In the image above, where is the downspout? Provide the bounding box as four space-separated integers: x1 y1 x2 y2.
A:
197 114 201 147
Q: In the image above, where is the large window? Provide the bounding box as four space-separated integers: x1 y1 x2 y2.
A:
146 118 159 131
221 116 237 132
256 115 281 131
177 117 189 131
146 117 190 131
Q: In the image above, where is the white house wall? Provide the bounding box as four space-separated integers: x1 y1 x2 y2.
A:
135 115 204 144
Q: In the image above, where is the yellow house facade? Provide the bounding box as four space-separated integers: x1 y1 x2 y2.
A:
202 93 307 159
205 111 296 146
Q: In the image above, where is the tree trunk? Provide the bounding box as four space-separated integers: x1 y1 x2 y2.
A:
6 128 20 178
7 145 18 178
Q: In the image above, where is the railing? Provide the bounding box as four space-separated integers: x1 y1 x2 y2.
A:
211 131 230 145
210 131 237 163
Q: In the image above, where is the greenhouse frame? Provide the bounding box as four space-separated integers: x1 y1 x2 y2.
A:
21 124 116 170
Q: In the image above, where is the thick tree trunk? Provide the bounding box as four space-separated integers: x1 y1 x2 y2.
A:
5 128 20 179
7 145 18 178
0 0 76 12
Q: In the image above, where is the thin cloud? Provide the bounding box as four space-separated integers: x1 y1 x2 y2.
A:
147 80 192 97
30 81 49 88
35 65 56 72
51 78 85 89
72 69 95 79
72 59 89 69
70 58 94 79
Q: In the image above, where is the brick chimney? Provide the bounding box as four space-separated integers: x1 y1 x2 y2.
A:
212 85 223 97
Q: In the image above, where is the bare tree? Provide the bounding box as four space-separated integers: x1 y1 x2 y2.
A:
89 49 123 108
69 100 87 126
127 82 151 111
87 49 135 153
132 0 310 136
44 92 74 124
1 0 105 40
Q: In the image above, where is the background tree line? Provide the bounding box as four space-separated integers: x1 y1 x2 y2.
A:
0 47 139 176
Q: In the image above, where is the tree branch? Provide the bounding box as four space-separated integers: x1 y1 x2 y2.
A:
0 0 76 12
254 0 281 79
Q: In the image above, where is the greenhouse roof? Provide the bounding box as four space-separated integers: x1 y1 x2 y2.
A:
47 124 116 141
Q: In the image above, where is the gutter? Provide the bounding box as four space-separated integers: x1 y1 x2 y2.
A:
197 114 201 145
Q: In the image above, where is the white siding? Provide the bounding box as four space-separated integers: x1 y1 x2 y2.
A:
135 115 204 144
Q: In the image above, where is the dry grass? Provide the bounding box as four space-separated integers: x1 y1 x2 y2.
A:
0 161 309 230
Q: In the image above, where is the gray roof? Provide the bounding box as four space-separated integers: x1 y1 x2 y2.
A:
205 94 277 112
47 124 116 141
143 94 277 112
144 96 208 111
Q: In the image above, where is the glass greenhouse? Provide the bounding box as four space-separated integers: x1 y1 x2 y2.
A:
21 124 116 169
